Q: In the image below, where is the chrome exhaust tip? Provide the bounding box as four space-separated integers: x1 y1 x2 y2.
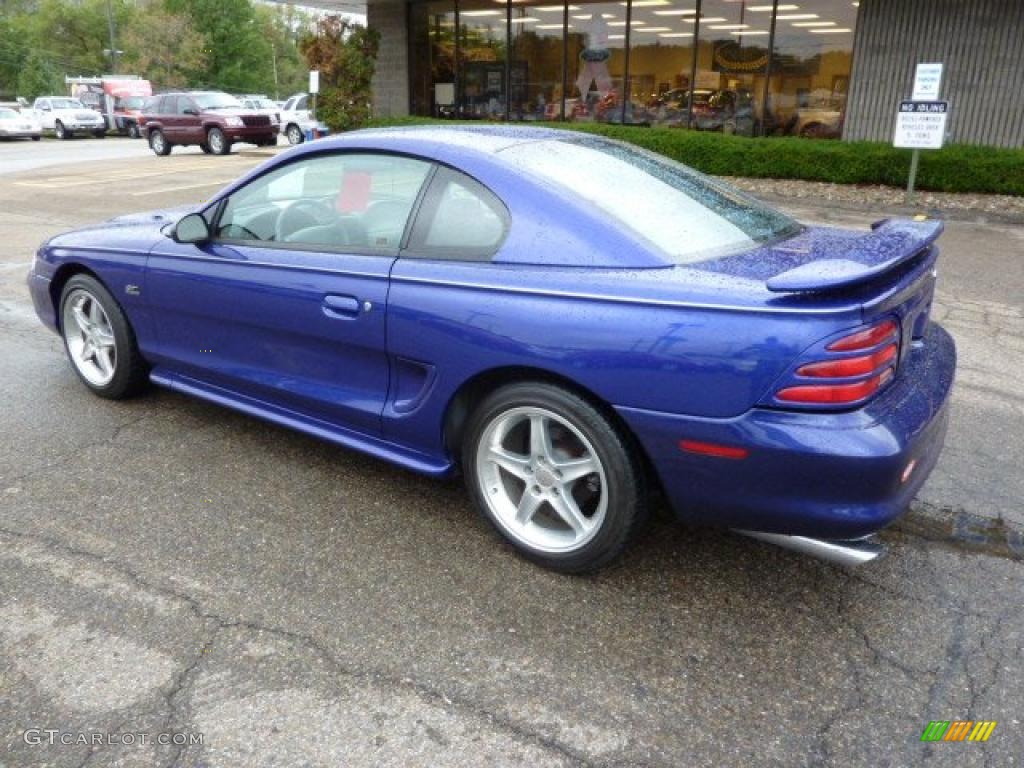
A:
735 530 886 567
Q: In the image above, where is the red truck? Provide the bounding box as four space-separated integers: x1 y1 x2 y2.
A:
67 76 153 137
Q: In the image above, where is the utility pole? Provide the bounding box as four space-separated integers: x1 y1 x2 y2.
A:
271 43 279 100
105 0 118 72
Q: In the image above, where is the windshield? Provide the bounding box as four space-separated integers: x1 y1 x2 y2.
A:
191 92 241 110
50 99 84 109
251 98 276 109
499 136 802 264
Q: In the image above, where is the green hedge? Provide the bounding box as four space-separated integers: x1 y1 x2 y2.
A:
367 117 1024 196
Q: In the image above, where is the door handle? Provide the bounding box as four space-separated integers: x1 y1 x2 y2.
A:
322 294 361 318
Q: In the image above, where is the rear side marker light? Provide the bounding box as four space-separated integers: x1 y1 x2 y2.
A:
777 368 894 404
679 440 749 460
797 344 897 378
827 319 898 352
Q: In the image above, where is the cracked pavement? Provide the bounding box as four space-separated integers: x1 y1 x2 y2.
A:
0 140 1022 767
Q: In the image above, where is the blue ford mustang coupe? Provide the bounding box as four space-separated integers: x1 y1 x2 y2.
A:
27 126 955 572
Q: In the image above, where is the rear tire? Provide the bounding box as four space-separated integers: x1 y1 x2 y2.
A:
462 382 647 573
207 127 230 155
128 122 140 139
149 129 171 156
93 130 106 138
59 274 149 400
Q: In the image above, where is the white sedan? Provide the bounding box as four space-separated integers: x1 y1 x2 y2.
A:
0 107 42 140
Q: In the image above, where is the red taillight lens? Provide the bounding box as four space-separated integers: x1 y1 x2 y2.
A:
777 368 895 404
796 343 897 378
827 319 898 351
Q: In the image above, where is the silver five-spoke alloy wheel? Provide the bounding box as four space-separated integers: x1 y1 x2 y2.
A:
475 406 607 554
62 288 117 387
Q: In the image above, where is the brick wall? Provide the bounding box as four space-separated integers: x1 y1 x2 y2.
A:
368 0 409 118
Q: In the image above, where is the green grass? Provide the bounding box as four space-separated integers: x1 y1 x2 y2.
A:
366 117 1024 196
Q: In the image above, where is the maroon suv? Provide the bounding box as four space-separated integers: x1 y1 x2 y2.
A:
140 91 278 156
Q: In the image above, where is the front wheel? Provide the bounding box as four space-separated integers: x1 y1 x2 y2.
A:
462 382 647 573
59 275 149 399
207 127 230 155
149 129 171 156
286 124 304 145
54 121 69 140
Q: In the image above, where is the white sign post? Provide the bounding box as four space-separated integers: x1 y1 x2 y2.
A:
896 63 948 202
309 70 320 126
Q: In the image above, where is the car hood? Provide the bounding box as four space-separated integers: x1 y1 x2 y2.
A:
106 205 198 227
43 206 199 252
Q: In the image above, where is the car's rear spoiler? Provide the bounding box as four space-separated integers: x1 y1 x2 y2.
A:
766 218 943 293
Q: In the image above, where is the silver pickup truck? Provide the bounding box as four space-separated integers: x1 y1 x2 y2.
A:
32 97 107 139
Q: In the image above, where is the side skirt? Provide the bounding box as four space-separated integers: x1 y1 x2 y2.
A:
150 369 452 477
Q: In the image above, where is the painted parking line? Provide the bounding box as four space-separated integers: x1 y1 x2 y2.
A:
12 159 265 189
130 179 237 197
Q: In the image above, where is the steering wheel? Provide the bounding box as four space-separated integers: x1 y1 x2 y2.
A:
275 199 336 242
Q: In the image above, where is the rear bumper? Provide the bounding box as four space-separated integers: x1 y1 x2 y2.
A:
617 323 956 540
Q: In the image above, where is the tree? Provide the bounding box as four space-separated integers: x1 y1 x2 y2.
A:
121 6 208 90
17 49 64 99
166 0 273 92
255 3 312 99
300 16 380 132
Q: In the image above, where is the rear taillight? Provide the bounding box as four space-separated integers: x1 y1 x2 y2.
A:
774 318 900 407
826 318 898 351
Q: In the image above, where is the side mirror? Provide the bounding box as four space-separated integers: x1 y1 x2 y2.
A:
173 213 211 244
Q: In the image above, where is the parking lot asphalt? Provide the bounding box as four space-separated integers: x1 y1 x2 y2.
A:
0 145 1021 768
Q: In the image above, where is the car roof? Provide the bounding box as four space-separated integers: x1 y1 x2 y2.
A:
320 124 583 155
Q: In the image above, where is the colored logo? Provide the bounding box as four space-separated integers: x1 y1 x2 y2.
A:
921 721 997 742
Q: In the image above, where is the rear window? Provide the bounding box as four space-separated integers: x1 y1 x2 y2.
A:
499 137 802 264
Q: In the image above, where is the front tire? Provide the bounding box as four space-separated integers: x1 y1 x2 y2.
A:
286 124 304 145
59 275 149 399
462 382 647 573
55 121 69 140
207 127 230 155
149 129 171 156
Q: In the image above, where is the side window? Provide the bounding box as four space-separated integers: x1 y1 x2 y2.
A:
176 97 194 115
162 96 177 115
405 168 508 261
214 153 433 252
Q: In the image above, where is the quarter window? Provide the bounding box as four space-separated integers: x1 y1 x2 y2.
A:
215 153 432 252
406 168 508 260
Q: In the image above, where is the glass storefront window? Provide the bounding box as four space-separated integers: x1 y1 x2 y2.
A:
406 0 857 138
566 2 626 123
409 0 456 118
692 0 772 136
625 2 696 126
459 0 508 119
769 0 857 137
510 2 565 120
